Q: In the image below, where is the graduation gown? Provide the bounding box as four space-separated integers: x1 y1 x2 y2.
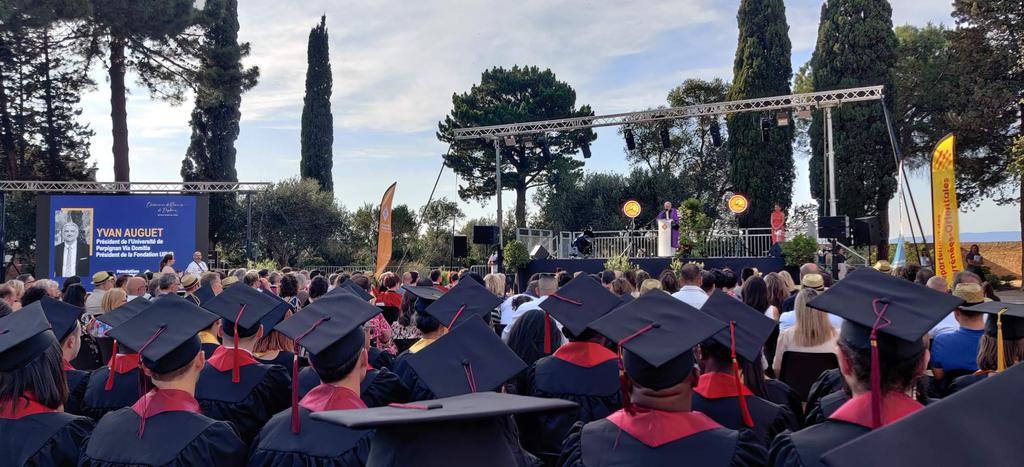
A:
764 379 804 427
391 338 438 401
558 408 766 467
298 366 411 408
769 392 923 467
199 331 220 360
521 342 622 456
195 347 291 443
248 384 372 467
802 390 849 427
64 362 90 416
81 388 246 467
368 346 395 370
691 372 797 446
80 353 146 421
950 370 994 395
0 393 94 466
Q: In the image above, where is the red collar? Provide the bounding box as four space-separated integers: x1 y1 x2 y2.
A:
0 393 56 419
300 384 367 413
111 353 142 375
132 389 201 420
553 342 618 368
63 360 74 371
607 408 722 447
207 346 259 373
434 285 449 292
376 291 403 308
829 392 923 429
694 372 754 399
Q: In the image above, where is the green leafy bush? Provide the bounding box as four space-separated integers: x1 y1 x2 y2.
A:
503 240 530 272
781 234 819 267
604 254 637 272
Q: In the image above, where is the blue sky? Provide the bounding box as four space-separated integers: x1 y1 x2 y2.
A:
78 0 1018 236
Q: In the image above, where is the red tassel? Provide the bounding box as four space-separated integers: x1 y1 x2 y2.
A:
135 326 166 438
543 312 552 354
447 305 466 329
870 299 892 429
618 353 635 415
290 353 300 434
232 305 246 384
105 340 118 391
729 321 754 428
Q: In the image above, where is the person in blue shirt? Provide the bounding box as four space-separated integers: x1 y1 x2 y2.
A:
930 283 987 381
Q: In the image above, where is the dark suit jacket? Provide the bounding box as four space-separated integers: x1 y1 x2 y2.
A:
54 240 90 277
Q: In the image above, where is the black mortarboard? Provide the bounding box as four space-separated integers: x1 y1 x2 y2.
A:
403 285 445 302
106 294 218 374
406 319 526 398
962 301 1024 371
275 291 381 434
311 392 578 467
202 284 281 338
539 274 621 338
0 306 58 371
808 267 963 428
424 279 502 329
32 296 83 342
259 290 293 332
589 289 726 391
193 286 215 305
327 280 373 302
701 290 777 362
96 296 152 329
820 362 1024 467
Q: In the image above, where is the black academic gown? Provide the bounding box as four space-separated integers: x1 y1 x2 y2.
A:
691 372 797 446
368 347 395 370
80 391 246 467
391 347 437 402
949 371 993 394
201 342 220 360
65 367 90 415
769 392 923 467
764 379 804 427
520 343 622 457
0 399 93 466
558 409 766 467
195 348 291 443
298 366 410 408
802 390 849 427
248 385 372 467
80 358 146 421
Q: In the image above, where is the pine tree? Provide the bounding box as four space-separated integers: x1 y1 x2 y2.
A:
809 0 898 257
300 15 333 192
726 0 795 228
181 0 258 248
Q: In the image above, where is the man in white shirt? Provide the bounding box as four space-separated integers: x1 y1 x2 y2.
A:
671 263 708 309
501 275 557 341
185 250 209 276
125 276 147 301
85 271 114 317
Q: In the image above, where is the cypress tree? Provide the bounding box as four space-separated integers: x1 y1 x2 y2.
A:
809 0 898 257
300 15 333 192
726 0 794 228
181 0 258 248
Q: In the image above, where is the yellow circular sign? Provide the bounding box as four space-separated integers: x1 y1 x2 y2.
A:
622 200 642 219
728 194 749 214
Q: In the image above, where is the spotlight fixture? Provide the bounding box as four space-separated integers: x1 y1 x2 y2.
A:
580 139 592 159
776 111 791 127
760 117 771 143
660 125 671 149
503 135 516 146
624 128 636 151
795 107 812 120
522 136 536 148
710 119 722 147
539 140 551 159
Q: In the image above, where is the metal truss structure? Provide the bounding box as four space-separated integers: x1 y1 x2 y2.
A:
0 181 270 193
451 85 884 139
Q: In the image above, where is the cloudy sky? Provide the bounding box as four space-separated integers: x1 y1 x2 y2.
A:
79 0 1015 236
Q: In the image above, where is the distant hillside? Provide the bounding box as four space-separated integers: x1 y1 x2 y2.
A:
889 231 1022 243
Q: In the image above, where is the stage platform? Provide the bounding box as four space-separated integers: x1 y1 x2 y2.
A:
520 257 786 287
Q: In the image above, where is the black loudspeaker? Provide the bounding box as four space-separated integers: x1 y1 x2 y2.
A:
852 216 881 246
452 235 468 258
530 245 550 260
817 216 849 239
473 225 499 245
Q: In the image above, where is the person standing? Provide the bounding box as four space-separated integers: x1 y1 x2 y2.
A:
159 253 176 275
185 251 209 276
832 247 846 280
85 271 115 318
656 201 681 251
966 244 984 276
54 220 90 278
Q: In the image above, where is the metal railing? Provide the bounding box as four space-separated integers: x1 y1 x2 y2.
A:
516 228 558 257
558 230 659 258
523 227 781 259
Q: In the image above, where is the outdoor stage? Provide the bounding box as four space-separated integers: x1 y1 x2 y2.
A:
520 257 786 285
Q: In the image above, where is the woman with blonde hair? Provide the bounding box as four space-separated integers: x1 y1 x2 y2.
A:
777 270 797 294
772 287 838 376
483 273 506 297
4 279 24 311
99 288 127 313
638 278 663 295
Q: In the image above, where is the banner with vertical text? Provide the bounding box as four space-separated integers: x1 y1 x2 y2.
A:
930 134 962 284
374 182 397 278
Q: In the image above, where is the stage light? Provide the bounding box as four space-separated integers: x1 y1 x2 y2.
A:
795 107 812 120
710 119 722 147
539 140 551 159
503 135 516 146
760 117 771 143
580 139 592 159
660 125 671 149
624 128 636 151
776 111 791 127
522 136 536 148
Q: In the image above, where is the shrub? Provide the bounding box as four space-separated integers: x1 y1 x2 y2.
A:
781 234 819 267
503 240 530 272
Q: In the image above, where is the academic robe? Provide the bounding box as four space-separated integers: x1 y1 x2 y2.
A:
248 384 372 467
691 372 797 446
804 369 843 411
520 342 622 457
802 390 849 427
64 363 90 416
390 338 438 401
255 350 308 370
195 347 291 443
949 370 994 395
368 346 395 370
769 392 923 467
80 353 146 421
80 388 246 467
764 378 804 427
558 408 766 467
199 331 221 360
0 393 94 466
298 366 410 408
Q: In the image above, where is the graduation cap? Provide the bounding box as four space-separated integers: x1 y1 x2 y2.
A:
406 319 526 398
700 290 777 427
192 286 215 305
95 296 152 391
0 305 58 371
424 279 502 329
962 301 1024 372
820 362 1024 467
106 294 218 374
403 285 444 302
259 290 294 332
589 289 726 404
539 274 621 350
808 267 963 428
202 284 283 382
327 279 373 302
29 296 83 342
310 392 578 467
275 292 382 434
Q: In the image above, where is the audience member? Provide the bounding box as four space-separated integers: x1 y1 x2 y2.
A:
930 283 987 380
671 263 708 308
772 288 839 376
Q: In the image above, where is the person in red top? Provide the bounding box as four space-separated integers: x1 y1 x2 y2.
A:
430 269 448 292
769 269 963 467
